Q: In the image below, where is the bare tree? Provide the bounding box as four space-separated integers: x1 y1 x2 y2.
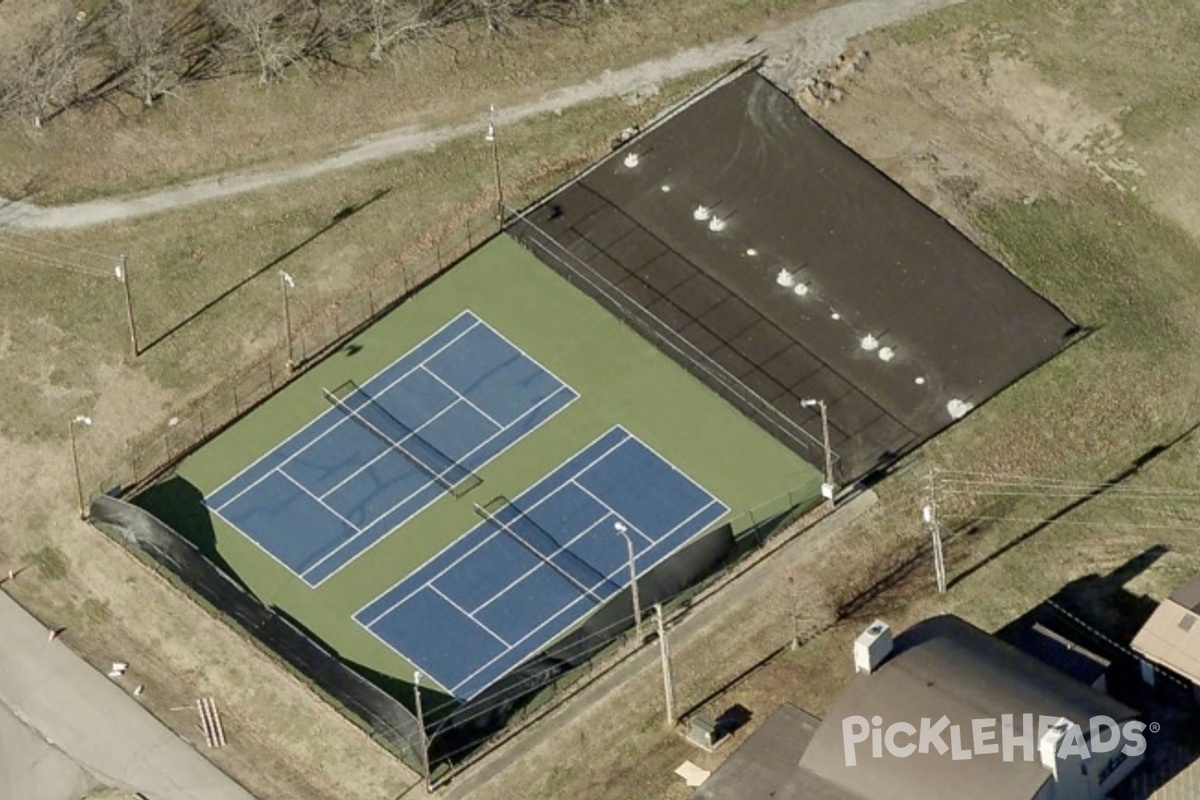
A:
105 0 191 107
0 9 93 128
355 0 440 62
211 0 321 84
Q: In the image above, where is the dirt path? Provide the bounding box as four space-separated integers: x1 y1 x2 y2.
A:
0 0 964 231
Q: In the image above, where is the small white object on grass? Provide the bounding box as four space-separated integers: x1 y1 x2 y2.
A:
661 184 671 192
745 248 758 256
675 761 711 788
831 311 841 320
915 376 926 385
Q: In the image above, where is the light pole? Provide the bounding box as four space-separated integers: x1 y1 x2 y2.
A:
280 271 296 372
115 256 138 357
800 397 835 509
69 415 92 519
413 670 431 791
484 105 504 226
614 522 642 642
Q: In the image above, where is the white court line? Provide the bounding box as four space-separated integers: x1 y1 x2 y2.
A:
429 585 511 647
277 469 362 533
568 479 655 545
211 317 483 513
469 509 615 617
305 383 579 585
358 427 631 625
316 396 465 500
208 501 322 581
450 496 728 697
205 310 479 503
419 365 503 429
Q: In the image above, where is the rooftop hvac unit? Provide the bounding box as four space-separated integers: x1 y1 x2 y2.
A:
853 620 893 675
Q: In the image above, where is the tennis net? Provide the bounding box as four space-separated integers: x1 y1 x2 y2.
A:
474 500 611 604
324 381 481 498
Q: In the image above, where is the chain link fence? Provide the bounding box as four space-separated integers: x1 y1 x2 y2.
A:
94 204 501 500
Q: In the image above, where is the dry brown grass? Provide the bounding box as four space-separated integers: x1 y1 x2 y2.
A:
0 64 731 800
0 0 832 202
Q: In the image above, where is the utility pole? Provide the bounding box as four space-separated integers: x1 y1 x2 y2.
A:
655 604 677 728
922 467 947 594
115 256 138 357
280 271 296 372
413 671 431 792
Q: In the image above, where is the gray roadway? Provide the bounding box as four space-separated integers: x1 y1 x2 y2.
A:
0 590 255 800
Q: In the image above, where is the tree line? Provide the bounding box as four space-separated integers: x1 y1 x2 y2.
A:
0 0 616 129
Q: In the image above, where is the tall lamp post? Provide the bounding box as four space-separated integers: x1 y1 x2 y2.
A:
484 105 504 226
800 397 835 509
69 415 92 519
280 271 296 372
413 671 431 791
614 522 642 642
115 256 139 357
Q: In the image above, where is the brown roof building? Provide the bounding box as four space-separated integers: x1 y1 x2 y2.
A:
694 615 1145 800
1132 575 1200 697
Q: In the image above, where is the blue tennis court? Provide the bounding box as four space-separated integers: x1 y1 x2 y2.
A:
205 311 578 587
355 425 728 700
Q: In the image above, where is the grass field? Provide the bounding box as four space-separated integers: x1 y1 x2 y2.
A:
138 233 820 699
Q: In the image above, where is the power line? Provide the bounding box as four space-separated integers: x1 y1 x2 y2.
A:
0 228 122 261
0 241 113 278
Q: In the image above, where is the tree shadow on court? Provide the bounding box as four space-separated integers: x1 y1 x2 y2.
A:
134 474 244 587
137 187 392 356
